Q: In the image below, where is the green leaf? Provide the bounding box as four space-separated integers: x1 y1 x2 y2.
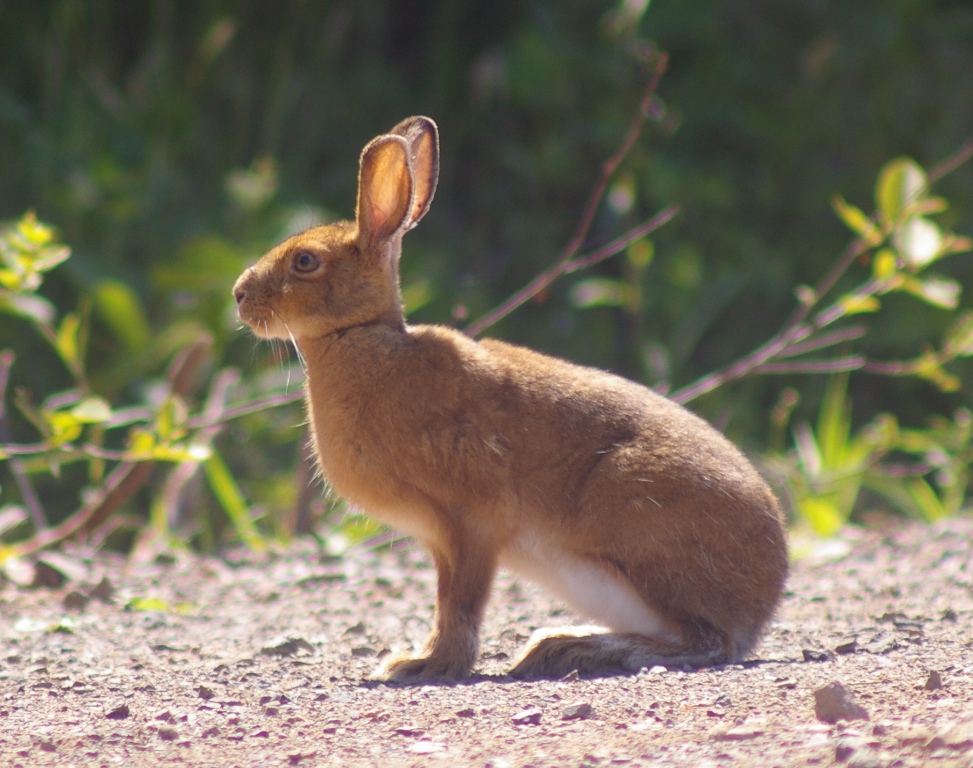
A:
817 374 852 468
70 397 112 424
150 443 212 462
0 268 22 288
0 293 56 325
899 275 960 310
203 453 265 551
15 211 54 246
871 248 898 280
839 295 880 315
626 238 654 269
93 279 151 352
570 277 624 308
126 429 157 458
875 157 926 226
45 411 83 446
903 477 947 522
224 156 279 211
832 196 882 245
33 246 71 272
125 596 195 614
797 497 845 537
944 312 973 357
914 350 960 393
893 216 943 269
56 313 81 368
155 396 188 443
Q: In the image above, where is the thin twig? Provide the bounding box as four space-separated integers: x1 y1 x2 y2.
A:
464 52 670 338
928 133 973 183
188 388 304 429
775 325 867 358
562 206 680 274
755 356 865 375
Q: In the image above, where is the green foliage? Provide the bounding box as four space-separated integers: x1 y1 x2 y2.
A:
1 2 972 549
0 212 295 557
867 408 973 521
772 374 896 535
769 155 973 533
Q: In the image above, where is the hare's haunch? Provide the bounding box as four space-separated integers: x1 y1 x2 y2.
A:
233 117 788 683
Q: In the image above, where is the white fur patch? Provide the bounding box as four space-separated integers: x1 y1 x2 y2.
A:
501 534 670 638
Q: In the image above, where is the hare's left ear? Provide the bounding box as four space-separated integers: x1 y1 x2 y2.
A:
389 116 439 230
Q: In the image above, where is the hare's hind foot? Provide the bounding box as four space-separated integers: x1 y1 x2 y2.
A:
508 625 730 680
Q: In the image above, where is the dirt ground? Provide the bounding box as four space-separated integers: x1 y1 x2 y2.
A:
1 516 972 768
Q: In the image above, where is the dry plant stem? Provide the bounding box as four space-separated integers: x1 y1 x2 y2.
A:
464 52 670 338
0 349 47 529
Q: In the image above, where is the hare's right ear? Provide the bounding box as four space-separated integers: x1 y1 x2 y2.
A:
389 116 439 231
356 135 415 250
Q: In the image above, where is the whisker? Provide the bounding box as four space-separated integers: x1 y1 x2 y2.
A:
283 324 307 380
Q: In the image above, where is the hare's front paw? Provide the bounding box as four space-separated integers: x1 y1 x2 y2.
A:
369 651 472 684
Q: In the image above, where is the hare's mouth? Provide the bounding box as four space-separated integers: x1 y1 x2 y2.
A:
239 308 289 340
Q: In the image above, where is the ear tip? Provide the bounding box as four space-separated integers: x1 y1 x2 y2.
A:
390 116 439 146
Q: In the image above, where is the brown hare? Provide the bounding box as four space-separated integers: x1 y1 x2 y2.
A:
233 117 788 683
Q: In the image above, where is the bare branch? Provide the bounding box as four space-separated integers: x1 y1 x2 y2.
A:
188 388 304 429
928 133 973 183
465 53 670 338
755 356 865 375
775 325 868 358
562 206 680 274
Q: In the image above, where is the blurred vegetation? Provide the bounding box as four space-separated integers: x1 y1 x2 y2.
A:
1 0 972 553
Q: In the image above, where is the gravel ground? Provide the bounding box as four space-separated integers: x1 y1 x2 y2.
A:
1 516 972 767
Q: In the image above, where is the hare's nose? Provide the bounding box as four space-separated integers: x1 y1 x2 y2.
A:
233 286 246 305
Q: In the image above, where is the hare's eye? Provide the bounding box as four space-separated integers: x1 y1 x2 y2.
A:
292 250 320 274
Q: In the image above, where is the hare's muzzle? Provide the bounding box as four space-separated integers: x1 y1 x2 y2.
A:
232 266 255 306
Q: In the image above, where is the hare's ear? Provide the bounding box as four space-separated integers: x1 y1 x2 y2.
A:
389 116 439 231
356 135 415 249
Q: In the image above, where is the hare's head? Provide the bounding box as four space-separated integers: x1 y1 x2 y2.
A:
233 116 439 343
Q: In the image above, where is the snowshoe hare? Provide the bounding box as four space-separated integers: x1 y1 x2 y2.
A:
233 117 788 682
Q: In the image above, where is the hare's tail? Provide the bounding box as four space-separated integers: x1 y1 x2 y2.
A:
508 622 737 679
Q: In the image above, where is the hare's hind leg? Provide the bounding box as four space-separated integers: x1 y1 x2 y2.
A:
508 623 730 679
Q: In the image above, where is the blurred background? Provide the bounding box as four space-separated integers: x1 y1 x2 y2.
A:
1 0 972 547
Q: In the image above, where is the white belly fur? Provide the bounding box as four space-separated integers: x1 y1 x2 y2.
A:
500 532 670 638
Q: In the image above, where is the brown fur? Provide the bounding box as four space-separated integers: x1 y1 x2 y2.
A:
233 116 788 683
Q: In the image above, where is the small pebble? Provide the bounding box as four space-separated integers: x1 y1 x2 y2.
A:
561 702 593 720
814 682 869 723
512 708 542 726
923 670 943 691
